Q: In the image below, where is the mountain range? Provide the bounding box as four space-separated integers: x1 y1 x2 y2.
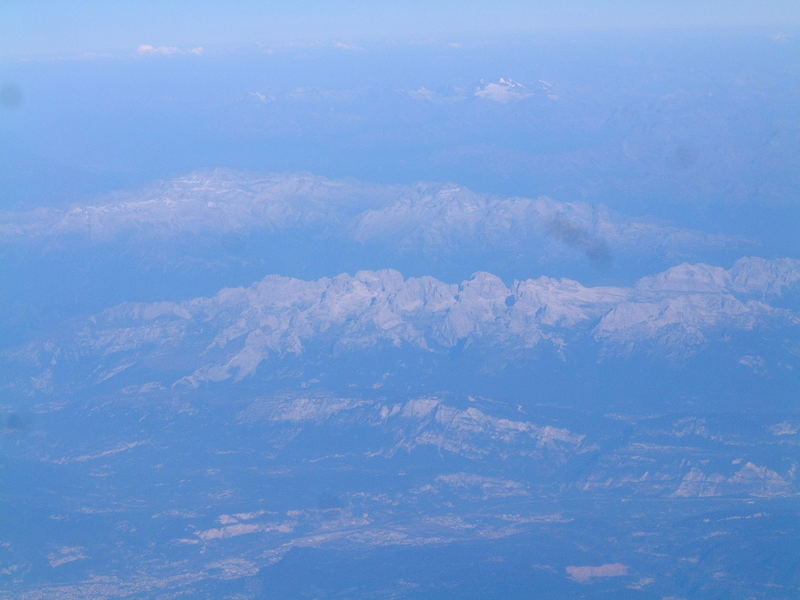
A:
13 256 799 396
0 169 744 267
2 171 799 599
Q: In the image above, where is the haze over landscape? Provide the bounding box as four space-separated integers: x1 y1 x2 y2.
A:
1 2 799 598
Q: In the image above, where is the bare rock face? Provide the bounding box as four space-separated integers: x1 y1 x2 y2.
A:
20 257 800 390
672 463 792 498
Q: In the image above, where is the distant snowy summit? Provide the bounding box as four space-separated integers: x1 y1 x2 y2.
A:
19 256 800 390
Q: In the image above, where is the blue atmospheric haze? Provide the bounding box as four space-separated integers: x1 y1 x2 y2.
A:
1 3 800 599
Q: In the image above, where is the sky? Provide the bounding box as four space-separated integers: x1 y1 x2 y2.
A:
2 1 800 60
1 1 798 254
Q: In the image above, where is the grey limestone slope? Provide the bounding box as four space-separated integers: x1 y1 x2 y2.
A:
17 256 800 390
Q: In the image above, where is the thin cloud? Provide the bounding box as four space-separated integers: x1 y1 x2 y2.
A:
248 91 273 104
333 41 362 51
538 79 560 101
137 45 205 56
256 40 362 53
406 87 466 104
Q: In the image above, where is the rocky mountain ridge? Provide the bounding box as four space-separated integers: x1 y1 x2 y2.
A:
0 169 741 262
20 256 800 390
